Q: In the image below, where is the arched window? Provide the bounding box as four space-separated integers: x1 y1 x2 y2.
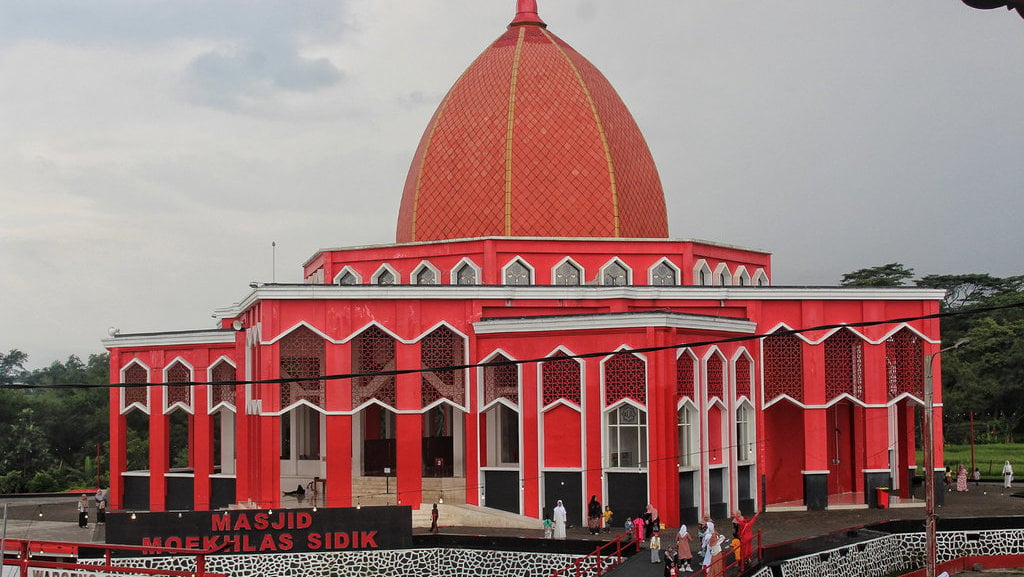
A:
693 261 712 286
351 325 396 407
553 260 582 286
607 404 647 468
122 362 149 409
503 260 532 285
605 352 646 405
825 329 864 400
455 262 477 285
736 403 754 463
541 352 581 406
676 353 696 400
337 270 358 285
421 326 466 406
210 360 236 409
375 269 396 285
706 353 725 400
734 355 752 399
483 354 518 406
165 361 192 409
602 261 630 286
763 331 803 402
415 265 438 285
279 326 325 408
678 404 698 468
886 328 923 399
651 261 677 286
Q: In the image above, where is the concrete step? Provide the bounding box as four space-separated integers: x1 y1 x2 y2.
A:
411 502 542 530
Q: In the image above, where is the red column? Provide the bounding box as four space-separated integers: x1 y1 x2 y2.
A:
194 374 212 511
584 355 602 519
149 374 169 512
324 340 352 508
648 329 678 527
862 343 890 471
396 340 422 508
109 352 126 510
463 336 480 508
521 356 540 516
802 330 829 508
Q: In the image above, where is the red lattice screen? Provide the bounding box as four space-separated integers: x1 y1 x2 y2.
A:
735 356 751 398
421 327 465 407
706 355 724 400
279 326 325 409
676 354 695 400
886 328 923 399
123 363 148 408
352 325 396 407
542 353 581 406
210 361 236 407
165 362 192 407
484 354 518 405
605 352 646 406
825 329 864 401
763 333 803 403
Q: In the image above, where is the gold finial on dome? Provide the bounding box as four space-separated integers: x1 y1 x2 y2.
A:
510 0 546 27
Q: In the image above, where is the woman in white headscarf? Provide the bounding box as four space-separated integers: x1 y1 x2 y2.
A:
553 500 567 539
676 524 693 572
1004 460 1014 490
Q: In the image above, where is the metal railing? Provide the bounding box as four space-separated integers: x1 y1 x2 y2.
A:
1 538 225 577
550 534 638 577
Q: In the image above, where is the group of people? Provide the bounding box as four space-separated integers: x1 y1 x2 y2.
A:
644 511 759 576
944 460 1014 494
77 488 107 528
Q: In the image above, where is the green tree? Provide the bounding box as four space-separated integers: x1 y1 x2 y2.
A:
840 263 915 287
0 349 28 384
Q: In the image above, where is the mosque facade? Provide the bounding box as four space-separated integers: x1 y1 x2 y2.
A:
105 1 946 526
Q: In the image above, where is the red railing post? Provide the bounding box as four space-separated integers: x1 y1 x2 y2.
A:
18 541 29 577
196 554 206 577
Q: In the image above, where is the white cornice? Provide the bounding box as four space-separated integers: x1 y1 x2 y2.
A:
103 330 237 349
473 311 758 334
213 285 946 318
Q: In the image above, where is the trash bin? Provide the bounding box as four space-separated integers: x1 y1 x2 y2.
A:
876 487 890 509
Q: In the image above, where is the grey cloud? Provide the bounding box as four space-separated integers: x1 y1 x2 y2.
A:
184 41 344 112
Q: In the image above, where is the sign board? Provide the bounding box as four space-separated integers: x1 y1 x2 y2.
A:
105 506 412 555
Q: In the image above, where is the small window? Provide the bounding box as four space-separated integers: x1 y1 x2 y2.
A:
651 262 677 286
456 263 477 285
415 267 437 285
337 271 358 285
554 261 582 286
603 262 629 286
504 260 532 285
678 405 698 468
736 404 754 462
376 269 396 285
607 404 647 468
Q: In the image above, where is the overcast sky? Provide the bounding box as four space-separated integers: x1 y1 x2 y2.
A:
2 1 1022 369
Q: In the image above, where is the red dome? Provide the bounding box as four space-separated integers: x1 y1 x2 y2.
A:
396 2 668 243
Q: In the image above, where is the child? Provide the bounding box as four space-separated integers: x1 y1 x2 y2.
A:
543 514 554 539
625 517 634 539
731 533 742 565
603 505 613 533
650 532 662 563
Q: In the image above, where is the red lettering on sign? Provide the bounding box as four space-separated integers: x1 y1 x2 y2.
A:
254 513 269 530
242 534 256 552
334 531 350 549
271 513 286 530
278 534 293 551
185 536 199 550
296 512 312 529
307 533 321 550
234 514 251 531
259 534 277 551
360 531 378 548
211 515 230 532
165 537 182 549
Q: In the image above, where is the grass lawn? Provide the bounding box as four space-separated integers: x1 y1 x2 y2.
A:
915 443 1024 479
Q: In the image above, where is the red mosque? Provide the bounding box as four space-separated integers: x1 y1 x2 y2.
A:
105 1 946 526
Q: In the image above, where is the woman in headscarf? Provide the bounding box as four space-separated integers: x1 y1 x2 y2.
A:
587 495 602 535
553 500 567 539
676 524 693 572
1004 460 1014 490
646 503 660 538
956 464 968 492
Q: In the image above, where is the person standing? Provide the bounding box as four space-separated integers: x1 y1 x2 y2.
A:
646 503 660 538
633 514 645 545
553 500 567 539
95 489 107 524
430 503 439 533
956 464 968 492
650 531 662 563
732 510 759 566
1004 460 1014 492
602 505 613 533
587 495 602 535
77 495 89 528
676 524 694 572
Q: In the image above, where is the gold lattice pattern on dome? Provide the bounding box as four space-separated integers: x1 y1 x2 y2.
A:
886 328 923 399
210 361 236 407
542 353 581 406
352 326 396 408
735 356 752 399
604 352 646 406
763 333 804 403
825 329 865 401
279 326 325 409
676 354 695 401
123 363 148 408
165 362 192 408
420 327 465 407
484 354 519 406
